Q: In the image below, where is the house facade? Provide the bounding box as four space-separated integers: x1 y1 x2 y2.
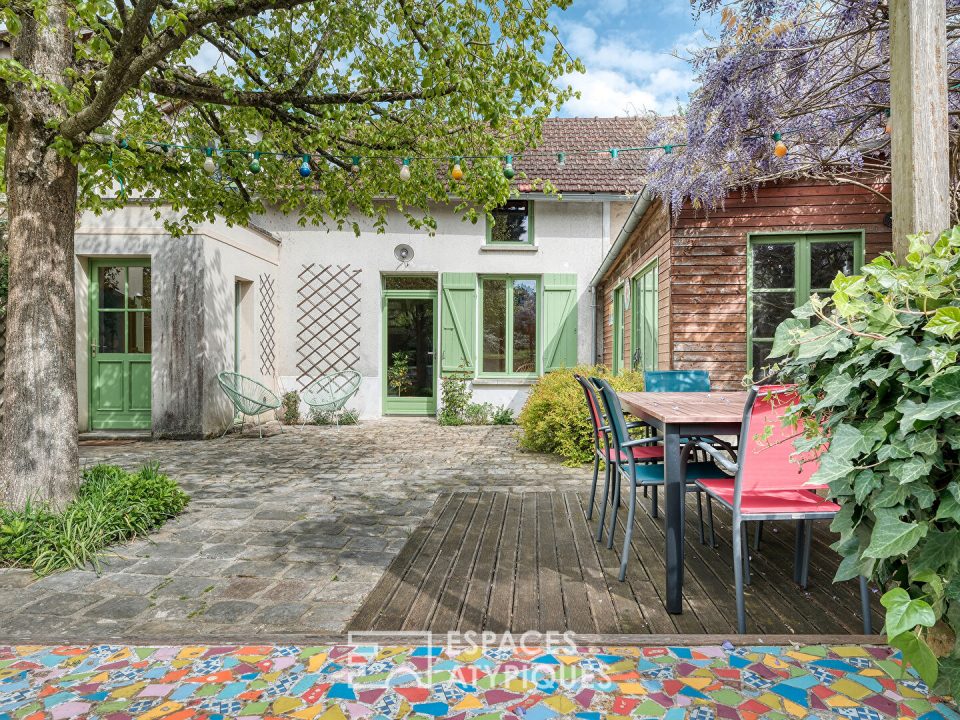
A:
71 118 647 436
592 178 894 388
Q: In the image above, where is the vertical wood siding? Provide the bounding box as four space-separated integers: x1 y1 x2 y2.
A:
597 179 892 389
598 200 672 371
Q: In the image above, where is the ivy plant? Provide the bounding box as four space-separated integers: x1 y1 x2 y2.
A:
768 227 960 693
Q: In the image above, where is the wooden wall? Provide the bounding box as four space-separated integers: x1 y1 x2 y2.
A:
597 179 892 389
599 199 672 371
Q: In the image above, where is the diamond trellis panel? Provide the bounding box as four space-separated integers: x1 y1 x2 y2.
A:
296 264 361 384
0 315 5 426
259 274 276 376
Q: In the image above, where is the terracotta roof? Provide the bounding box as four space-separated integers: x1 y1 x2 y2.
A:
513 117 652 196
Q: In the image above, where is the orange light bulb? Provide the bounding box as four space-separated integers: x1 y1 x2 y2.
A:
451 163 463 181
774 140 788 157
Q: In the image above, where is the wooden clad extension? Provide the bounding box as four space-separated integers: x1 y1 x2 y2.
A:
598 179 892 388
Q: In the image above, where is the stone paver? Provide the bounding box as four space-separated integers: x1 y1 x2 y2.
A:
0 419 587 641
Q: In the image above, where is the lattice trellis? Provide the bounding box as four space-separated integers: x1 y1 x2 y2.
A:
296 264 361 383
259 274 276 376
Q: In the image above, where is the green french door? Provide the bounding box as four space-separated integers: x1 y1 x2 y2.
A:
383 277 438 415
89 259 152 429
631 260 658 371
611 285 624 375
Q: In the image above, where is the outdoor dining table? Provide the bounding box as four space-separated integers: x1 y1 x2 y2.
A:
616 390 749 614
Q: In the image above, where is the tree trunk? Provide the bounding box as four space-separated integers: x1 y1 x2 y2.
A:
0 8 80 511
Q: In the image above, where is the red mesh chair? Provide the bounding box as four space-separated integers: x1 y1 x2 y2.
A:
687 385 872 634
574 374 664 524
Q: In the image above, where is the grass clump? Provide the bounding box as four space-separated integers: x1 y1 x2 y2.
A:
0 463 189 576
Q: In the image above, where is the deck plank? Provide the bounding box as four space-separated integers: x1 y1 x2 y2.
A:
348 490 883 636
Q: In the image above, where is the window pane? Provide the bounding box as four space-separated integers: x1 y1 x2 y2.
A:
98 267 125 309
98 312 125 353
810 242 855 289
752 243 795 289
512 279 537 373
490 201 530 243
752 291 795 338
752 341 775 381
482 279 507 372
127 312 152 354
127 266 152 309
384 276 437 291
386 298 435 397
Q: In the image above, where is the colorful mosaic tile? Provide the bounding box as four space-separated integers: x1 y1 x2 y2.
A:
0 645 956 720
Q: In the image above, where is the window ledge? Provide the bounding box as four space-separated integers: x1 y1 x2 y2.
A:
480 244 539 253
472 377 538 386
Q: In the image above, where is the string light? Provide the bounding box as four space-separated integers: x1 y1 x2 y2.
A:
202 147 216 174
248 152 261 174
772 132 788 157
351 156 361 173
502 154 515 180
556 152 566 167
609 148 619 162
451 157 464 182
399 157 412 181
118 137 130 150
298 154 312 177
663 145 674 154
883 109 892 134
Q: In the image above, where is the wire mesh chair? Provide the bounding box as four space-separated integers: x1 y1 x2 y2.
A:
217 372 283 439
300 370 362 428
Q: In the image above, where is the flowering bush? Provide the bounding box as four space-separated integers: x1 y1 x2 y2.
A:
518 365 645 466
770 228 960 693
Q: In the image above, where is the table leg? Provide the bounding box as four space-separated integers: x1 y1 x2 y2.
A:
664 423 684 614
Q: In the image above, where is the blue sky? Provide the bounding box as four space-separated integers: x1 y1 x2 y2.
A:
552 0 718 117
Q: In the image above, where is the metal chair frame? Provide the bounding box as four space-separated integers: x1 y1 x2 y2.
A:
300 370 362 428
217 372 284 439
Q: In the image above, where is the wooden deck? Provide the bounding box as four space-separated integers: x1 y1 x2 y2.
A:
349 491 883 636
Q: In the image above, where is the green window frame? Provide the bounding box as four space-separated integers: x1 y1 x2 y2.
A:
747 230 865 378
611 283 624 376
478 275 540 377
630 259 659 371
486 200 534 245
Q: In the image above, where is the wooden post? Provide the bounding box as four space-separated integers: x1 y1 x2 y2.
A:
889 0 950 259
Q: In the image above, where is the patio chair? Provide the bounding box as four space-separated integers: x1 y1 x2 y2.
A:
643 370 711 393
300 370 362 428
574 374 664 523
686 385 872 634
217 371 284 439
591 377 732 581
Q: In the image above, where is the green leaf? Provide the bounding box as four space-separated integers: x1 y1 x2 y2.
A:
911 529 960 576
890 456 934 485
881 588 938 637
925 307 960 339
935 484 960 525
853 470 880 504
886 336 930 371
864 509 928 559
889 631 939 686
769 318 804 359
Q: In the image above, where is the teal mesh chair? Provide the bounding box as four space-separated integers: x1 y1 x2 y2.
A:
300 370 362 427
643 370 711 393
217 372 284 439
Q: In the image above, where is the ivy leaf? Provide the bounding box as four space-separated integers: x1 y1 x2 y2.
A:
854 470 880 504
885 336 930 372
769 318 804 359
933 657 960 698
890 631 939 686
882 588 938 637
864 509 928 559
890 456 934 486
911 529 960 576
925 307 960 339
826 423 869 461
935 484 960 525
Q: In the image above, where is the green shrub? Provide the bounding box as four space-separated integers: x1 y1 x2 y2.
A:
438 372 471 426
0 463 189 576
769 228 960 694
492 405 515 425
310 407 359 425
465 402 493 425
281 391 300 425
518 364 645 466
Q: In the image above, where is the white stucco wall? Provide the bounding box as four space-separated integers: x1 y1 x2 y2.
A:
75 205 280 436
257 196 621 417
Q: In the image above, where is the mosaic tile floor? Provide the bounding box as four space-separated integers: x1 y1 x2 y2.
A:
1 645 957 720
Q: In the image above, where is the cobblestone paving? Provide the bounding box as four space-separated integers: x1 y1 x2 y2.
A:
0 420 588 643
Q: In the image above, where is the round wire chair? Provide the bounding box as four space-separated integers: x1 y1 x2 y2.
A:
300 370 362 427
217 371 283 438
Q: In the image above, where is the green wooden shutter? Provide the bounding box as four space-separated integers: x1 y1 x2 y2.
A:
440 273 477 373
542 273 579 371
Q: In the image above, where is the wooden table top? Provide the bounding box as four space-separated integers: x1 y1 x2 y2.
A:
617 391 749 425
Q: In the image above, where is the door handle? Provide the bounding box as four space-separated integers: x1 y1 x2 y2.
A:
91 343 97 357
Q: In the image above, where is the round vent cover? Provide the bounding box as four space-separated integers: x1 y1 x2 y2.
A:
394 243 414 262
